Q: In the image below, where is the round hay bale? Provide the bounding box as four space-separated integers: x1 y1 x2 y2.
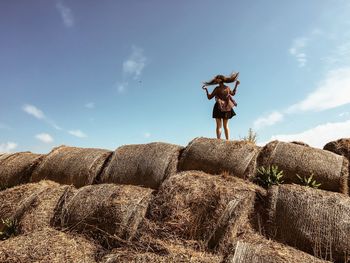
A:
267 184 350 262
0 152 43 189
223 234 330 263
31 146 112 187
324 138 350 159
55 184 153 248
0 228 101 263
178 137 260 180
148 170 266 251
0 180 75 234
257 140 349 193
99 142 183 189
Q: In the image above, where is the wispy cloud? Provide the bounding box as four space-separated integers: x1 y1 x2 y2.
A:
85 102 95 109
339 112 350 117
262 119 350 148
123 46 147 79
115 82 128 93
0 142 18 153
56 1 74 28
289 37 308 67
144 132 151 138
253 111 284 130
287 67 350 112
69 130 87 138
35 133 54 144
22 104 62 130
23 104 45 119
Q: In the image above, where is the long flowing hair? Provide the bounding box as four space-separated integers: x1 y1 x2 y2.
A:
203 72 239 86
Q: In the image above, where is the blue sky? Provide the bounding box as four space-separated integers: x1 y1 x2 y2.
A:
1 0 350 153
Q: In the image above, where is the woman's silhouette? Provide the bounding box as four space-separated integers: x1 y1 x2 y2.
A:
202 72 240 140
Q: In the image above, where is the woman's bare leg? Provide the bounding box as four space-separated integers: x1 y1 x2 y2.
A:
215 118 222 139
223 118 230 140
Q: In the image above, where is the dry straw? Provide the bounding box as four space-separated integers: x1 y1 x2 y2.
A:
101 240 222 263
148 170 266 252
178 137 260 180
267 184 350 262
99 142 183 189
0 152 43 189
0 180 73 234
0 227 102 263
54 184 154 248
223 233 330 263
258 140 349 194
31 145 112 187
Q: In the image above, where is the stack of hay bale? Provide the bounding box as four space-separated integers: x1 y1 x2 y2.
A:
1 137 350 262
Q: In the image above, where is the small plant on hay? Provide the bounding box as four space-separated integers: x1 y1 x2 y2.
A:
255 165 284 188
241 128 258 144
0 218 17 240
296 174 321 189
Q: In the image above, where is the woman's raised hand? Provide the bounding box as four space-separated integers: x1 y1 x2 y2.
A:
202 84 207 90
236 80 240 85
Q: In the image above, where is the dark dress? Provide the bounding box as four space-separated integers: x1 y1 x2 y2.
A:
212 102 236 119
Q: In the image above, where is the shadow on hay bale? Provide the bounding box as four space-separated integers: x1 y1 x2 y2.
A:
53 184 153 248
178 137 260 180
0 180 72 234
257 140 349 194
0 227 102 263
223 233 330 263
0 152 43 189
267 184 350 262
147 170 266 252
99 142 183 189
31 146 112 187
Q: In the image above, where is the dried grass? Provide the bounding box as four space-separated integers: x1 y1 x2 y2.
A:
0 180 73 234
178 137 260 180
99 142 183 189
31 145 112 187
54 184 153 248
101 238 222 263
267 184 350 262
0 227 102 263
148 170 266 252
223 232 330 263
0 152 43 189
257 140 349 194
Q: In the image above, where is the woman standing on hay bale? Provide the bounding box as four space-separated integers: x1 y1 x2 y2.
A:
202 72 240 140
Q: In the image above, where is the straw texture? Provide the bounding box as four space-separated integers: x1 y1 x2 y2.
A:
31 146 112 187
178 137 260 179
99 142 183 189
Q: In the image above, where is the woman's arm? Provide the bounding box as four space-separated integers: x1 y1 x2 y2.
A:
230 80 240 95
203 86 217 100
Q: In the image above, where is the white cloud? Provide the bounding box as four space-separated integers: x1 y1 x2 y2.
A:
69 129 87 138
289 37 308 67
0 142 18 153
253 111 284 129
85 102 95 109
123 46 146 78
263 119 350 148
144 132 151 138
23 104 45 119
56 1 74 28
287 67 350 112
35 133 54 143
